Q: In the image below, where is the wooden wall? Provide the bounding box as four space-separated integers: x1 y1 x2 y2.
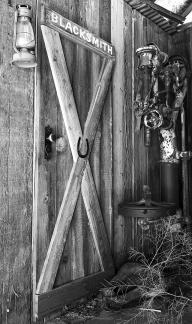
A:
169 28 192 217
1 0 192 322
0 1 33 323
112 0 173 266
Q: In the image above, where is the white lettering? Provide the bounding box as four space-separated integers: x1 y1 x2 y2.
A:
86 33 92 43
80 29 86 40
100 42 107 52
50 11 114 56
51 13 58 24
65 22 72 33
108 45 113 55
92 36 99 47
59 17 66 28
73 25 79 35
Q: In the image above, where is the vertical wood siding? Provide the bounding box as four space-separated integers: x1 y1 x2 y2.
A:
170 29 192 218
0 1 33 323
1 0 192 322
112 2 172 266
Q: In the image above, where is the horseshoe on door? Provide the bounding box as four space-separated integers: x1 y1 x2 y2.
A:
77 137 89 158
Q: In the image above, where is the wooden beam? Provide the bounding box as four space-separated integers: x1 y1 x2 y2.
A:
180 3 192 18
111 0 125 266
99 0 114 248
177 21 192 32
35 271 113 319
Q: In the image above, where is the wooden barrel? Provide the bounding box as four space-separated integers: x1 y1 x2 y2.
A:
118 202 176 258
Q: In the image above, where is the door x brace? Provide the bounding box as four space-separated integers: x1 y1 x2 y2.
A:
34 5 115 319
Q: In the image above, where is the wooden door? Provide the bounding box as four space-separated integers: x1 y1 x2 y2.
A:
32 2 115 321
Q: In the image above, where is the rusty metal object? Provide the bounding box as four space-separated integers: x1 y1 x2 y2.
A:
134 43 168 142
159 128 179 163
160 163 180 206
144 127 151 147
77 137 89 158
144 109 163 129
136 43 168 71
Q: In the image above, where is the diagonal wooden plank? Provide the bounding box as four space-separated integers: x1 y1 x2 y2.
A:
82 164 114 273
41 26 81 162
36 157 87 294
37 26 115 293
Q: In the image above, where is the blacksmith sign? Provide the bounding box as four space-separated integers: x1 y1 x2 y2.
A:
41 5 115 59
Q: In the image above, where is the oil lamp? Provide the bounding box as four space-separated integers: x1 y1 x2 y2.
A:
12 4 37 68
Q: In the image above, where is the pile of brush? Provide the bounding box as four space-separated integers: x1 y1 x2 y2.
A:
101 215 192 323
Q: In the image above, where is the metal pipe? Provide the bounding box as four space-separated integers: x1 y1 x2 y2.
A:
159 128 180 206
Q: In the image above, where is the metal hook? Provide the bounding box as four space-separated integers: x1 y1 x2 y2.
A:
77 137 89 158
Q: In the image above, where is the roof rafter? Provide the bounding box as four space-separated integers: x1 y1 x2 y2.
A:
180 3 192 17
126 0 185 23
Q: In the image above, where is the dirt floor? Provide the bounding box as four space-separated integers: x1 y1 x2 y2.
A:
45 296 192 324
46 307 192 324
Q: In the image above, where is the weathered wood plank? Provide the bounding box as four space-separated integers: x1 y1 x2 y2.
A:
41 26 81 161
111 0 126 267
169 29 192 221
99 0 114 248
32 1 43 318
122 2 135 261
81 164 115 275
0 1 33 323
36 156 88 294
35 272 112 319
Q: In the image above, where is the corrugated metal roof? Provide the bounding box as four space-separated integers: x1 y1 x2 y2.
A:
126 0 192 34
125 0 185 34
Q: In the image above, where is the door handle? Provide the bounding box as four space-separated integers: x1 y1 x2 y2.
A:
45 125 66 160
45 125 55 160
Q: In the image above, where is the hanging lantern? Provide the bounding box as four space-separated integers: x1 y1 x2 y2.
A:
136 43 168 71
136 45 156 69
12 4 37 68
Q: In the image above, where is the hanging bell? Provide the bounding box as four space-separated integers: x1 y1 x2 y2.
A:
12 4 37 68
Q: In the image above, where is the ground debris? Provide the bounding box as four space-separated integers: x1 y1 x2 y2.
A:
60 295 103 322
